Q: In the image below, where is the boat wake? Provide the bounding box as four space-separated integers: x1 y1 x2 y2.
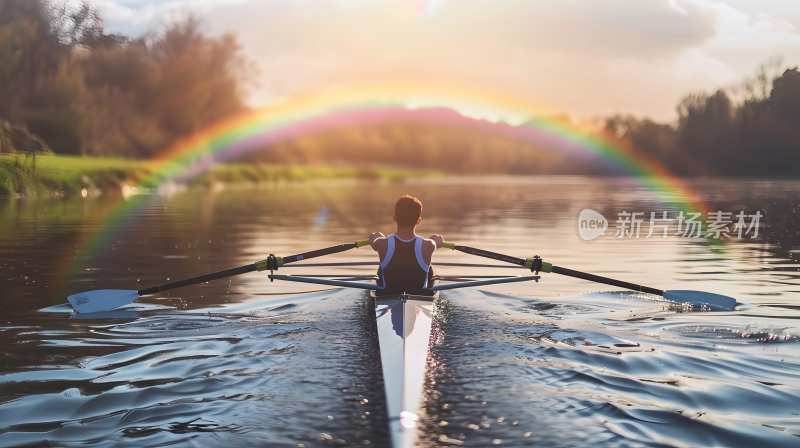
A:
2 290 393 447
417 289 800 448
1 288 798 447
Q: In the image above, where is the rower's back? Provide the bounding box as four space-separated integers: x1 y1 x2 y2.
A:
369 195 442 297
377 234 432 295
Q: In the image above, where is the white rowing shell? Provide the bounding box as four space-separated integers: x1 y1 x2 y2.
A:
375 294 435 448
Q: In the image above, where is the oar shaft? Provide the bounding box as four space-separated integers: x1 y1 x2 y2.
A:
283 242 367 264
551 265 663 296
138 240 370 295
447 245 527 266
443 241 664 296
138 263 257 295
283 261 379 267
433 262 524 268
256 240 369 270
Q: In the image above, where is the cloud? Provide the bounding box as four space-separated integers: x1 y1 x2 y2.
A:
456 0 718 61
98 0 800 120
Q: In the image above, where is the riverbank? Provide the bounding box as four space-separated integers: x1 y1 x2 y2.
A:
0 154 444 198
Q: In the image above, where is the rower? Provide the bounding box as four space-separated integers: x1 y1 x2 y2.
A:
370 195 444 296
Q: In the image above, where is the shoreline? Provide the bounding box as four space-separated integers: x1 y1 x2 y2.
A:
0 154 446 199
3 154 799 200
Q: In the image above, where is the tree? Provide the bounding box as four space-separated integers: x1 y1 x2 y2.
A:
0 1 250 156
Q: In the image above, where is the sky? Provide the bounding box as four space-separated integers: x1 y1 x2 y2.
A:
94 0 800 122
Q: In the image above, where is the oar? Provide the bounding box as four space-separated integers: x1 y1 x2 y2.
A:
442 242 738 310
67 240 370 313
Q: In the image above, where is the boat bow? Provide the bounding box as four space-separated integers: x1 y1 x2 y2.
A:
375 294 435 448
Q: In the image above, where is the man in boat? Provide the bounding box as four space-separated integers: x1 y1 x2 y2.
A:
369 195 444 295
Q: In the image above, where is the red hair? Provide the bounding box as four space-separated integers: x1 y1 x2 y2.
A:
395 195 422 226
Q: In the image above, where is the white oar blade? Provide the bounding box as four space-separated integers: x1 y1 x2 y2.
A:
663 290 737 311
67 290 139 314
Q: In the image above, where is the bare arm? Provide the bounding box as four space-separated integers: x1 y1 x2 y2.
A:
422 234 444 266
369 232 388 261
369 232 385 246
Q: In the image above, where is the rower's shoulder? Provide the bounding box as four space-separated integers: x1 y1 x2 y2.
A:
420 236 437 250
370 235 389 249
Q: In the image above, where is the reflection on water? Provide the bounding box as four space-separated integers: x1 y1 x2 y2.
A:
1 176 799 447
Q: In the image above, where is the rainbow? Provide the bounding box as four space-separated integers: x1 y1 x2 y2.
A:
144 82 706 209
135 82 704 201
60 82 712 297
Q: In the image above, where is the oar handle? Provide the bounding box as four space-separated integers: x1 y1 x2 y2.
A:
550 265 663 296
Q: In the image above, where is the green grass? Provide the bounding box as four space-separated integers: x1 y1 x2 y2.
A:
0 154 445 197
0 154 149 196
196 163 442 185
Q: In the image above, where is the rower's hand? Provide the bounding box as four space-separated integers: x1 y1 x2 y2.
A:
428 234 444 249
369 232 385 246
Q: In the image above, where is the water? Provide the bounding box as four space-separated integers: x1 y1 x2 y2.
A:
1 176 799 447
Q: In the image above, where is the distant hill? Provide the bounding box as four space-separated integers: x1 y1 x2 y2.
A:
241 121 600 175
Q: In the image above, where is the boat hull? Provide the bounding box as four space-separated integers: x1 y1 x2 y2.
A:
373 292 437 448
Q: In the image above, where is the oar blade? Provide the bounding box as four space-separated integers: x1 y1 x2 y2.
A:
67 290 139 314
663 290 737 311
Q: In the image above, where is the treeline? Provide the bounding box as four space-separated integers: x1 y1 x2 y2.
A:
0 0 248 158
606 61 800 177
242 122 599 175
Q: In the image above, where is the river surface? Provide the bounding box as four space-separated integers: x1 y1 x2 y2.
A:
1 176 799 447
